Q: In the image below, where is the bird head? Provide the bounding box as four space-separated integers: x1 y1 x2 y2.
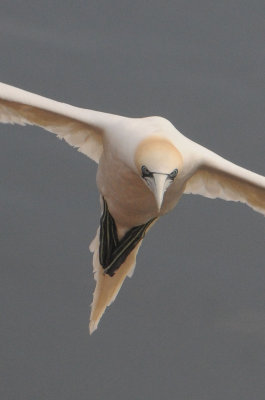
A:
135 137 182 210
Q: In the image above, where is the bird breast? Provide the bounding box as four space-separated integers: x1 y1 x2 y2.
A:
96 153 183 233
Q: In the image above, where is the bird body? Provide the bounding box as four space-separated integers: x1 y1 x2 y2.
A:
98 130 185 229
0 82 264 333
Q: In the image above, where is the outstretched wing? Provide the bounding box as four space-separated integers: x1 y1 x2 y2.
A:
184 144 265 216
0 82 120 163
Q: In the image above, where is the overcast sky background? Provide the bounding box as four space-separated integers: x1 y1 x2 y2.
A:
0 1 265 399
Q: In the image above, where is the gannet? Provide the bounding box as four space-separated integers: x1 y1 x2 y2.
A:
0 82 264 334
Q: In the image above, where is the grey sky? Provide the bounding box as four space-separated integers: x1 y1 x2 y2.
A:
0 1 265 399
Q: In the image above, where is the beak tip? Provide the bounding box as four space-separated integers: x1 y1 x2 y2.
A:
156 200 162 212
155 192 164 211
152 173 168 212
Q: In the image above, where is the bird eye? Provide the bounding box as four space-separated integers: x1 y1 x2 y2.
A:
168 168 178 180
141 165 153 178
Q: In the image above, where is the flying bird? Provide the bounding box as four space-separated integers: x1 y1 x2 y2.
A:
0 82 264 333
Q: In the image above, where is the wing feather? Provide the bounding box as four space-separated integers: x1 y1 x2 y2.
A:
184 145 265 215
0 83 120 163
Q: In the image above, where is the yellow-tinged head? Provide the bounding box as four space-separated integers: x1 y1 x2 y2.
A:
135 137 183 210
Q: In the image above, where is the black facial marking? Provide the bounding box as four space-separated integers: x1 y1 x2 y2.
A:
168 168 178 180
141 165 153 179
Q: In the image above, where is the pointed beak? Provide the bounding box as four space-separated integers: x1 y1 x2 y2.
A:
152 173 168 211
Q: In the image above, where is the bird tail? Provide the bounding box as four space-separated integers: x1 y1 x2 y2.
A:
89 228 142 334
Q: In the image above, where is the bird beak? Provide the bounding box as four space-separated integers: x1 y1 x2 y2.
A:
152 173 168 211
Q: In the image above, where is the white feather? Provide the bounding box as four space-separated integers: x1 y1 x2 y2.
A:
184 143 265 215
0 82 122 163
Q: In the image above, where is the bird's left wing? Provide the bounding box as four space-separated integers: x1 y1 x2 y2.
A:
184 144 265 216
0 82 120 163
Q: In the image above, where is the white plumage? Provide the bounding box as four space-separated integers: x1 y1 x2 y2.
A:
0 82 264 333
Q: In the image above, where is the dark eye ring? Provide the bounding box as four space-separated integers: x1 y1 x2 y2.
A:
141 165 153 178
168 168 178 180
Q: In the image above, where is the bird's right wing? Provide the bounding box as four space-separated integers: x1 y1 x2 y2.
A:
184 144 265 216
0 82 121 163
